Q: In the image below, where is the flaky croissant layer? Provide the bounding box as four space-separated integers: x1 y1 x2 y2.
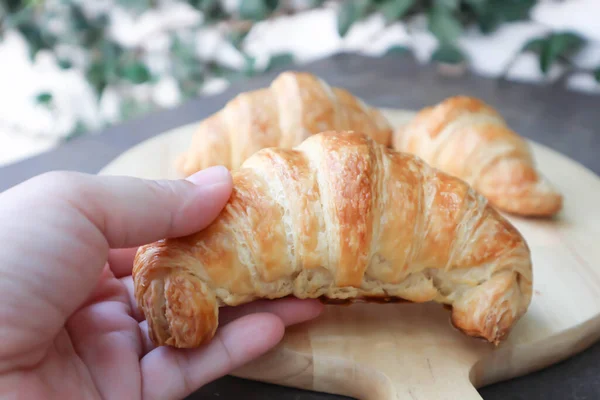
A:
134 131 533 349
176 71 392 176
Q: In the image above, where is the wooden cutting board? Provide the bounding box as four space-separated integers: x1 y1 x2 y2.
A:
100 109 600 400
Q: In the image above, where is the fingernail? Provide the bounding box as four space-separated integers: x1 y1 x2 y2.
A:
186 165 231 186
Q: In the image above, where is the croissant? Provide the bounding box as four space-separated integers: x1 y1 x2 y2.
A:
175 71 392 176
392 96 562 217
134 131 533 349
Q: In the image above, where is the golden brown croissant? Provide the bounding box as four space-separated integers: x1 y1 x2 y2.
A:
392 96 562 217
134 131 533 349
175 71 392 176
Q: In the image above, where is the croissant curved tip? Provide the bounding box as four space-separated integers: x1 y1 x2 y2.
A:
451 270 532 345
496 194 563 218
451 305 515 346
485 179 563 218
134 246 220 349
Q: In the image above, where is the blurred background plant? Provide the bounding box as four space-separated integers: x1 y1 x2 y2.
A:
0 0 599 155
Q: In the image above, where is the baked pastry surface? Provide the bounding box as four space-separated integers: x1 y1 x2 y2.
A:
134 131 533 349
176 71 392 176
392 96 562 216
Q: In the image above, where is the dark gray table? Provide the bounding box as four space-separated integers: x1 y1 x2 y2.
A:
1 53 599 399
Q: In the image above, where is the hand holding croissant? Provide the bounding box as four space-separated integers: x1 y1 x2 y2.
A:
0 168 323 400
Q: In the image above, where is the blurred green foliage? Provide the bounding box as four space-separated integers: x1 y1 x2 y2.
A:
0 0 598 138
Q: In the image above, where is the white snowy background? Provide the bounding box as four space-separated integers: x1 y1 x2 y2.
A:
0 0 598 167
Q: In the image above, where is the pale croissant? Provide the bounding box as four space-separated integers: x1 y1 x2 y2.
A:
134 131 533 349
393 96 562 217
175 71 392 176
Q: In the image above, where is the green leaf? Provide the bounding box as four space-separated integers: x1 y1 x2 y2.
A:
265 52 294 71
189 0 217 9
489 0 535 22
86 62 108 96
36 92 53 105
539 32 586 74
83 41 122 93
594 67 600 83
120 62 151 84
208 63 239 80
120 97 151 120
463 0 486 13
58 58 73 69
16 22 51 60
118 0 153 13
175 58 205 98
379 0 414 23
5 0 26 13
264 0 279 11
431 43 465 64
385 45 409 55
428 4 462 44
239 0 271 21
554 32 586 52
65 121 88 142
304 0 325 7
82 26 105 47
191 0 227 21
102 39 124 57
70 5 109 46
87 40 124 86
3 3 33 28
70 4 91 33
337 0 370 37
474 9 500 34
180 80 204 99
171 36 206 89
171 35 196 60
243 55 257 76
435 0 459 11
227 30 249 49
522 37 545 54
469 0 535 34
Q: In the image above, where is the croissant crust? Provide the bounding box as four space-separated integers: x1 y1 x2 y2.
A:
134 131 533 349
176 71 392 176
393 96 562 217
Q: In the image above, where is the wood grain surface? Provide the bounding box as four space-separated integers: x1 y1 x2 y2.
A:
100 108 600 400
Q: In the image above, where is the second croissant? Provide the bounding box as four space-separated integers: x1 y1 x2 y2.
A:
393 96 563 217
176 71 393 176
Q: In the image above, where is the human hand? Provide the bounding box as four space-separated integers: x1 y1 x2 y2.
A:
0 167 324 400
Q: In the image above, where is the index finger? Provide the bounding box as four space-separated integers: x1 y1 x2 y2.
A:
108 247 138 278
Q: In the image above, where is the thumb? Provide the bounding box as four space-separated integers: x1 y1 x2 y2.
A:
19 165 233 249
86 166 233 248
